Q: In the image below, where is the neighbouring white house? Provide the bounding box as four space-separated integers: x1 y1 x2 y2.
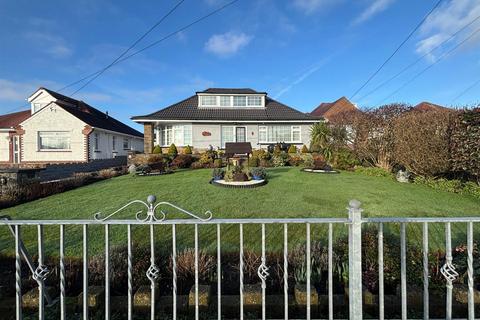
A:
132 88 322 153
0 87 143 165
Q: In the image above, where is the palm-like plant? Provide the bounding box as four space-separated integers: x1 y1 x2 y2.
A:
310 122 331 153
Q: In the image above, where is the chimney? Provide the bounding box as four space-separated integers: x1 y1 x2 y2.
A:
105 111 109 119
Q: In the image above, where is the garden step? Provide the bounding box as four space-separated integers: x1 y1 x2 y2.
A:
77 286 104 309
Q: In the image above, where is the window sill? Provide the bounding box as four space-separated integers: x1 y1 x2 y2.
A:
38 150 72 152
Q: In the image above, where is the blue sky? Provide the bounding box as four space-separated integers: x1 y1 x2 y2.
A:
1 0 479 130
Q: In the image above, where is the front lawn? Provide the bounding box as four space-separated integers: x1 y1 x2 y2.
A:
0 167 479 255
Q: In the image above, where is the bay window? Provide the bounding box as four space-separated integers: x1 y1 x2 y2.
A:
162 124 192 146
258 125 302 143
38 131 71 150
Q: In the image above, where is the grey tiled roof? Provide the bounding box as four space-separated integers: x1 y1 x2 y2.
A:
198 88 266 94
132 95 320 122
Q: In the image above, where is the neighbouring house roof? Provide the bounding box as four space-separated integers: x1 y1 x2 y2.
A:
413 101 450 112
198 88 266 94
132 90 320 122
310 96 359 120
0 110 31 129
29 87 143 137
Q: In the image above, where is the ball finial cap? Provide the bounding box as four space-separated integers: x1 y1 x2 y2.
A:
147 195 156 204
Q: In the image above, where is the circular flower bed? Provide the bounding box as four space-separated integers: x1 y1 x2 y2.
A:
210 166 268 188
210 178 267 188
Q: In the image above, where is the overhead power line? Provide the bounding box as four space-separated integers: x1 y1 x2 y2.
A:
67 0 240 95
356 14 480 102
350 0 444 100
69 0 186 96
450 78 480 104
4 0 240 114
378 26 480 104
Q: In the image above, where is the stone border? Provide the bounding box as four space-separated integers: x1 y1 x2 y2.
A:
210 178 267 188
301 168 339 174
137 171 174 177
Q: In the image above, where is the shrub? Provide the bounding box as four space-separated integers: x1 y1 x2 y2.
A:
212 168 224 180
248 157 259 167
213 158 223 168
252 149 270 160
171 154 194 169
288 145 297 153
199 152 214 167
168 144 178 157
273 144 282 156
272 152 289 167
152 145 162 154
183 145 193 155
301 153 314 168
450 109 480 181
355 166 392 178
332 148 359 170
288 154 303 166
171 249 215 284
312 154 327 170
191 162 204 170
259 159 271 167
393 110 453 177
98 168 117 179
413 176 480 198
301 145 309 153
249 167 267 180
147 154 164 164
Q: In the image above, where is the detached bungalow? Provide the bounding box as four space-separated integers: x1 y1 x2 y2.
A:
132 88 321 153
0 87 143 165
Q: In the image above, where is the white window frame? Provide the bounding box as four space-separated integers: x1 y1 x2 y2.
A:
162 124 192 147
221 125 236 148
94 133 99 151
233 96 247 107
123 137 130 150
258 125 302 143
200 95 217 107
112 135 116 151
220 96 232 107
247 96 262 106
38 131 71 151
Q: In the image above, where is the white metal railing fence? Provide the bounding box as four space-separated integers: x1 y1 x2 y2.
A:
0 196 478 320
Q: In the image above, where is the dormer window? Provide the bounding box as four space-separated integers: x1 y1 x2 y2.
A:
233 96 246 107
200 95 217 106
247 96 262 106
198 94 265 108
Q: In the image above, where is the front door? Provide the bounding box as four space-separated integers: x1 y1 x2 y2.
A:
13 136 20 164
236 127 246 143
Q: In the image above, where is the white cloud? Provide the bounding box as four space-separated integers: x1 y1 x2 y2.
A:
353 0 395 25
416 0 480 58
24 31 72 58
205 31 253 57
292 0 338 15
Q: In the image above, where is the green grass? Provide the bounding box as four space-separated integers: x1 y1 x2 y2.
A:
1 167 479 256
